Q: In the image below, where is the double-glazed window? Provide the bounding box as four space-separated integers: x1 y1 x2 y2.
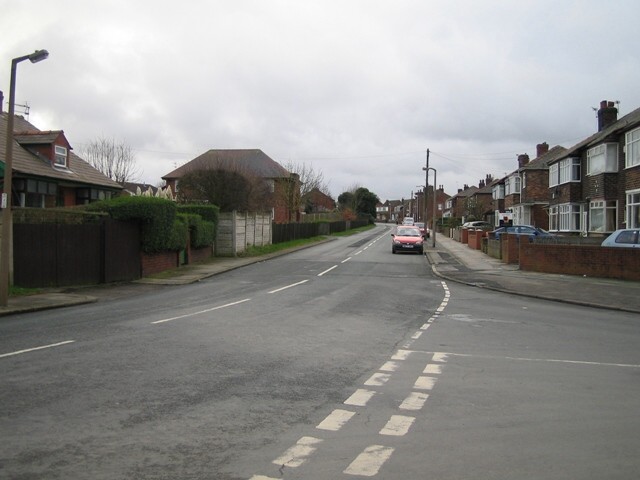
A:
589 200 617 233
549 158 581 186
627 189 640 228
492 184 504 200
626 127 640 168
549 203 582 232
54 145 67 167
505 176 520 195
587 143 618 175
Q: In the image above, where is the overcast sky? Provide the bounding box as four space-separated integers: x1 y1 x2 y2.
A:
2 0 639 202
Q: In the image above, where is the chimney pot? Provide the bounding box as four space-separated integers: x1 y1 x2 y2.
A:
518 154 530 168
597 100 618 131
536 142 549 157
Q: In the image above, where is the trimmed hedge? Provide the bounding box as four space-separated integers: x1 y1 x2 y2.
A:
177 213 216 248
177 204 220 224
86 196 179 253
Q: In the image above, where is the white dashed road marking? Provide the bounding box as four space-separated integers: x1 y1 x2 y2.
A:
344 445 395 477
272 436 323 468
364 372 391 386
344 389 376 406
399 392 430 411
379 415 415 436
151 298 251 324
0 340 75 358
316 409 356 431
414 376 437 390
423 364 442 374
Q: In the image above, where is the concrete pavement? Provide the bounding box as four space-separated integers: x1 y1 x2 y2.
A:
1 233 639 317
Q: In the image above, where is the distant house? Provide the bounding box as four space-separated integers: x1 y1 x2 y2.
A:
443 184 479 220
162 149 299 223
0 98 122 207
303 187 335 213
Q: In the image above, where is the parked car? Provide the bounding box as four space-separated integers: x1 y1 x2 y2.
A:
402 217 415 226
414 222 429 238
491 225 554 240
391 226 424 254
462 221 493 230
601 229 640 248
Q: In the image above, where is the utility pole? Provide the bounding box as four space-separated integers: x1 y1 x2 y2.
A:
422 149 429 242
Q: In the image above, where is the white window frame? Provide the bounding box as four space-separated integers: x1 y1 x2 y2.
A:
626 127 640 169
559 157 581 184
627 189 640 228
589 199 617 233
549 163 559 187
505 175 520 196
551 203 582 232
492 184 504 200
587 143 618 175
54 145 68 168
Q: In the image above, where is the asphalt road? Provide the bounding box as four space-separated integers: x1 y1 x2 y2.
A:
1 224 639 479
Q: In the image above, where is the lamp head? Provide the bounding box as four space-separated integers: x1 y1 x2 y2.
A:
28 50 49 63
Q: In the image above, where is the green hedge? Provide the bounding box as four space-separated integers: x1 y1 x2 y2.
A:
177 213 216 248
86 196 179 253
177 204 219 223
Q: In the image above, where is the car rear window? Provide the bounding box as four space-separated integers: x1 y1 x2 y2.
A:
616 230 638 244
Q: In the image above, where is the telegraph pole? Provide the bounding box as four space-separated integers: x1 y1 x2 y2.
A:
422 149 429 242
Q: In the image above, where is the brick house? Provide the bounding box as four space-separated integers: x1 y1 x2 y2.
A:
162 149 299 223
547 101 640 235
510 143 567 228
0 101 123 207
303 187 335 213
443 184 479 221
376 200 390 222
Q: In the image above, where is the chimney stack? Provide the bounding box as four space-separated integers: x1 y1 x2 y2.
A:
517 154 530 168
597 100 618 131
479 179 485 188
536 142 549 157
0 90 3 113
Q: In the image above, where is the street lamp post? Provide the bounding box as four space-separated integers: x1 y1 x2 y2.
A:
0 49 49 306
426 167 437 247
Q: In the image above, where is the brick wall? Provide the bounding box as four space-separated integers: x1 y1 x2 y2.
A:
189 245 213 263
141 251 179 277
467 230 485 250
519 243 640 281
501 234 521 264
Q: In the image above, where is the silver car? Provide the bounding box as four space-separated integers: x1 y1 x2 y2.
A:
601 229 640 248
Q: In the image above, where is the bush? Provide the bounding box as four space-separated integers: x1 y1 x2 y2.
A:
87 196 179 253
177 204 219 223
177 213 216 248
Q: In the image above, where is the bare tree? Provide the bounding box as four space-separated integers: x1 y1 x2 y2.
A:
279 161 330 219
82 136 140 183
176 161 271 212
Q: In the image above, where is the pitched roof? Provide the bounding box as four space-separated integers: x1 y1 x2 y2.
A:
520 145 568 170
162 149 290 180
0 113 122 190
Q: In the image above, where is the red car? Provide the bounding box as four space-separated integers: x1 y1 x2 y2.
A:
391 226 424 254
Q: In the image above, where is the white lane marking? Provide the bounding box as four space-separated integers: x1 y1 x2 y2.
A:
420 323 431 330
379 361 398 372
272 436 322 468
341 257 352 263
316 409 356 431
317 265 338 276
344 389 376 406
432 351 640 368
364 372 391 386
414 376 437 390
399 392 430 411
391 349 413 360
411 331 423 340
249 476 279 480
379 415 415 436
354 250 363 255
423 364 442 374
151 298 251 324
0 340 75 359
344 445 395 477
432 352 449 363
268 279 309 293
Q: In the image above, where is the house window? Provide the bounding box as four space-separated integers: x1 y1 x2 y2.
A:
559 158 581 183
589 200 617 233
492 184 504 200
627 189 640 228
587 143 618 175
54 145 68 167
626 127 640 168
550 203 582 232
549 163 558 187
505 176 520 195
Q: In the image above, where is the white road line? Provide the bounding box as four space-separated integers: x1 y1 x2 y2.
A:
411 331 423 339
249 476 279 480
344 445 395 477
272 436 322 468
399 392 430 411
0 340 75 359
420 323 431 330
354 250 363 255
364 372 391 386
268 279 309 293
317 265 338 276
423 364 442 374
316 409 356 431
414 376 437 390
391 349 413 360
151 298 251 324
379 415 415 436
344 389 376 406
432 351 640 368
432 352 449 363
341 257 352 263
379 361 398 372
